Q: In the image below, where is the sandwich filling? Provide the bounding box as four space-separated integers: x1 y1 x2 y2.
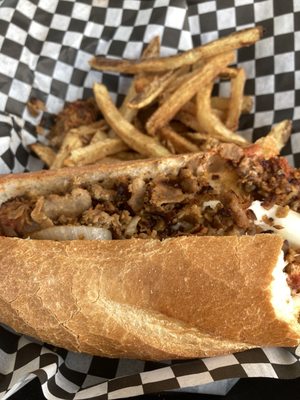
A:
0 146 300 314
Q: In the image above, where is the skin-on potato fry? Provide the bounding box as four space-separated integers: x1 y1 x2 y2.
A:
30 143 56 167
64 138 128 167
175 111 199 132
245 120 292 158
185 132 221 150
118 36 161 124
159 125 199 154
196 77 249 146
219 67 238 79
107 36 160 143
212 108 226 122
128 70 176 109
89 130 108 144
211 96 253 113
226 68 247 131
50 130 83 170
146 51 235 136
93 83 170 158
90 27 262 74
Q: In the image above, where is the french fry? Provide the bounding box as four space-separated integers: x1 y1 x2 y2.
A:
226 68 246 131
181 97 253 116
128 70 175 109
246 120 292 158
134 75 155 93
146 51 235 136
107 37 160 141
90 27 262 73
114 151 146 161
93 83 170 158
90 130 108 144
211 96 253 113
159 125 199 154
30 143 56 167
185 132 221 150
175 111 199 132
212 108 227 122
196 77 249 146
64 138 128 167
219 67 238 79
50 130 83 169
118 36 161 124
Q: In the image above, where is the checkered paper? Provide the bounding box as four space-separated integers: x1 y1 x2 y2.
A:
0 0 300 399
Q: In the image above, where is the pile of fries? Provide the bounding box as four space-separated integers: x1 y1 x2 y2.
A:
31 26 292 169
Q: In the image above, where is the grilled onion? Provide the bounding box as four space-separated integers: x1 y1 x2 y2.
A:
30 226 112 241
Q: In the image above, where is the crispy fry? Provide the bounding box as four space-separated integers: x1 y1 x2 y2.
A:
93 83 170 158
134 75 155 93
196 76 249 146
89 130 108 145
246 120 292 158
159 125 199 154
128 70 175 109
118 36 161 124
90 27 262 73
64 138 128 167
175 111 199 131
211 96 253 113
30 143 56 167
212 108 226 122
226 68 246 130
114 151 146 161
146 51 235 136
159 70 192 103
185 132 220 150
219 67 238 79
50 130 83 169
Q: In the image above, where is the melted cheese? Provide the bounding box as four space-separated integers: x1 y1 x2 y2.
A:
249 200 300 248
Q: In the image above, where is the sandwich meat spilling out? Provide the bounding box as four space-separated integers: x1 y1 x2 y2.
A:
0 144 299 358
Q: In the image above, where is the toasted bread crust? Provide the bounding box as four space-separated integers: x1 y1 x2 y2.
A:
0 234 298 360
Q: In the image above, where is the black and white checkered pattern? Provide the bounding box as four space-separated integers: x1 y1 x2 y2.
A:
1 326 299 400
0 1 300 399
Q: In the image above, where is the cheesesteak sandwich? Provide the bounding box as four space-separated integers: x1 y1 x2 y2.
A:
0 145 300 359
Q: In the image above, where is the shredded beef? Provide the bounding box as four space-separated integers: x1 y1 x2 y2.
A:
237 156 300 210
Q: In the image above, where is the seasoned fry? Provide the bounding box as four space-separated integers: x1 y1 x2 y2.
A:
175 111 199 132
219 68 238 79
212 108 226 122
30 143 56 167
93 83 170 158
50 130 83 169
134 75 155 93
196 80 249 146
246 120 292 158
118 36 161 124
114 151 146 161
128 70 175 109
159 125 199 154
90 27 262 73
226 68 246 131
146 51 235 136
211 96 253 113
185 132 220 150
64 138 128 167
90 130 108 144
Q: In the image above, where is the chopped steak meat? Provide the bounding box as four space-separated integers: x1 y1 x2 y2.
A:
49 98 100 148
237 156 300 210
1 147 300 244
